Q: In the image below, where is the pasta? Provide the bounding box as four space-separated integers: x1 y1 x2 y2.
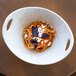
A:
22 21 56 52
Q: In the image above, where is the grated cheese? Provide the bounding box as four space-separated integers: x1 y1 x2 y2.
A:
41 24 45 28
47 42 51 46
41 41 43 44
44 40 48 43
24 34 28 38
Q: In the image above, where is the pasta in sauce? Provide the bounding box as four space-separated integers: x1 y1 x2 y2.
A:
22 21 56 52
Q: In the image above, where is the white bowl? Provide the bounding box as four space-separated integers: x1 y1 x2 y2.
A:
2 7 74 65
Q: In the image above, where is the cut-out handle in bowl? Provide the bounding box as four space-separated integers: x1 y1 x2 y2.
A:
7 19 12 31
64 34 74 56
65 39 70 51
2 14 13 34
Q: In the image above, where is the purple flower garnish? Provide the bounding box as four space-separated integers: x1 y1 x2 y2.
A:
32 26 39 37
30 39 38 49
41 33 49 38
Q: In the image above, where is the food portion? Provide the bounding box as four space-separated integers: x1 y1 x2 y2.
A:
22 21 56 52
